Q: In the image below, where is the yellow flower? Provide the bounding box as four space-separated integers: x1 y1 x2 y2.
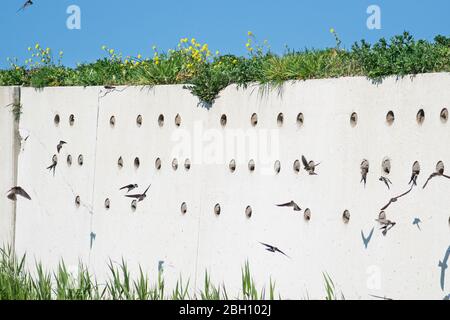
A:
137 54 142 59
330 28 335 34
101 45 107 51
35 43 40 49
27 47 32 51
247 31 253 37
246 43 251 48
155 60 159 65
215 50 220 55
59 51 64 56
191 38 196 45
109 49 114 55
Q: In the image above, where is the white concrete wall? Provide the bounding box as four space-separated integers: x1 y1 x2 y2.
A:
4 73 450 299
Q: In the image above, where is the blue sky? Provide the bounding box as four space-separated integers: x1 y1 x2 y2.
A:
0 0 449 68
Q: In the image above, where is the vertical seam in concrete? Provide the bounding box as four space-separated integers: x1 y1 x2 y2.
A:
11 86 21 252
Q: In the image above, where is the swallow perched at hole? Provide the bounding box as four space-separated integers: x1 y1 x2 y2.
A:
46 155 58 176
380 185 413 211
57 141 67 153
276 201 302 212
361 227 374 249
409 170 420 186
413 218 422 231
17 0 33 13
125 185 151 202
120 184 138 193
360 160 369 187
379 176 392 190
6 187 31 201
302 155 320 175
259 242 290 258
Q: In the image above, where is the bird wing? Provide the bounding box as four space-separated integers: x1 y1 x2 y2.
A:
367 227 374 241
143 184 151 195
17 188 31 200
423 173 437 189
275 247 290 258
7 193 16 201
120 184 132 190
125 194 141 199
276 202 293 208
301 156 309 168
259 242 273 250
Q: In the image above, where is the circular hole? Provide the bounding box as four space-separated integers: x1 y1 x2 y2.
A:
52 154 58 163
248 160 255 172
172 159 179 171
297 113 304 127
181 202 187 214
220 114 227 127
75 196 81 208
136 115 143 127
184 159 191 171
379 211 386 220
416 109 425 125
131 200 137 211
175 114 181 127
118 157 124 169
251 113 258 127
78 155 84 166
350 112 358 127
155 158 162 170
134 157 140 169
277 113 284 127
158 114 165 127
436 161 445 175
67 155 72 166
110 116 116 127
54 114 60 126
382 158 391 175
245 206 252 218
274 160 281 174
229 160 236 173
386 111 395 125
342 210 350 223
304 209 311 221
214 204 221 216
69 114 75 126
293 160 301 173
105 198 110 210
440 108 448 123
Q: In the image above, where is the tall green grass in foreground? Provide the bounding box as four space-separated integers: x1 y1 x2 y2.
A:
0 32 448 105
0 247 343 300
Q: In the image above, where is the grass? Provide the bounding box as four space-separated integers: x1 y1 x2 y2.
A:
0 32 448 105
0 246 343 300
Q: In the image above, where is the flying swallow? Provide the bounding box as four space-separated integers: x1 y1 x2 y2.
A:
90 232 96 250
361 227 374 249
376 218 396 236
57 141 67 153
361 163 369 187
120 184 138 193
17 0 33 13
6 187 31 201
259 242 290 258
380 185 413 211
302 155 320 175
379 176 392 190
413 218 422 230
125 184 151 202
439 246 450 291
276 201 302 212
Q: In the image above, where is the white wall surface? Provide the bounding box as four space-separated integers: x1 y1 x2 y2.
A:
4 73 450 299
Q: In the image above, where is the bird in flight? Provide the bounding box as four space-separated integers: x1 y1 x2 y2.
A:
361 227 374 249
57 141 67 154
276 201 302 212
120 184 138 193
302 155 320 175
380 185 414 211
259 242 290 258
413 218 422 231
6 187 31 201
439 246 450 291
125 185 151 202
17 0 33 13
376 218 396 236
379 176 392 190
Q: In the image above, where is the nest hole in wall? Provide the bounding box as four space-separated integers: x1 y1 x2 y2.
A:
158 114 165 127
117 157 124 169
274 160 281 174
134 157 140 169
75 196 81 208
69 114 75 126
78 155 84 166
440 108 448 123
110 116 116 127
155 158 162 170
220 114 227 127
214 203 221 216
379 211 386 220
245 206 252 218
229 159 236 173
248 160 255 172
297 113 304 127
277 113 284 127
412 161 421 178
304 208 311 221
67 155 72 166
342 210 350 223
436 161 445 175
416 109 425 125
105 198 110 210
184 159 191 171
350 112 358 127
181 202 187 214
386 111 395 125
293 160 301 173
136 115 143 127
172 159 179 171
54 114 60 126
175 114 182 127
52 154 58 163
251 113 258 127
382 158 391 175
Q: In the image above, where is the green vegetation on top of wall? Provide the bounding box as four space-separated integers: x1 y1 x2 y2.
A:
0 31 449 105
